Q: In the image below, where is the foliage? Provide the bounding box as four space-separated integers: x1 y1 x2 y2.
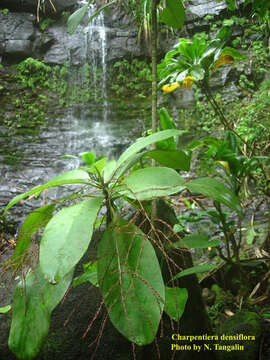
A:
158 27 245 90
3 127 245 358
16 58 52 89
109 58 152 99
0 8 9 15
39 18 55 32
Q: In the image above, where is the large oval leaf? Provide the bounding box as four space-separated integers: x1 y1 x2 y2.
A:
97 218 165 345
8 267 73 360
40 197 103 282
121 167 185 200
185 177 242 216
4 170 90 214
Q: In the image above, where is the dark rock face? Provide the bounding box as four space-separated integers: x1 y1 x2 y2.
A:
0 0 233 66
0 12 37 62
0 0 77 15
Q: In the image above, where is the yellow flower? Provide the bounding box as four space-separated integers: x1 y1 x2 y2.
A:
212 54 234 72
214 160 230 173
182 76 194 89
162 83 180 93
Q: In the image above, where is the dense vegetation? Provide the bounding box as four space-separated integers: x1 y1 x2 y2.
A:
1 0 270 359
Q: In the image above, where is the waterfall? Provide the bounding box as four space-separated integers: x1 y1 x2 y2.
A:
77 0 107 109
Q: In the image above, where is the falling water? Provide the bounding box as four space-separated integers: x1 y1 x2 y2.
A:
78 1 107 108
0 1 141 221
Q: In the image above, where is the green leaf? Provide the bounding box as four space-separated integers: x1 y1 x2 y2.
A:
73 261 99 288
145 150 191 170
185 177 243 216
160 0 185 29
190 65 205 81
121 167 184 200
8 267 73 359
221 46 246 60
116 129 186 171
246 227 257 245
4 170 90 214
67 1 91 35
0 305 11 314
164 287 188 321
97 218 165 345
103 158 117 183
87 157 108 175
172 264 217 281
10 204 55 269
85 0 117 26
40 197 104 282
79 151 96 166
173 234 219 249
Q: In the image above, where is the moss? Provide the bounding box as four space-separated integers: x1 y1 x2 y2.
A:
217 311 261 360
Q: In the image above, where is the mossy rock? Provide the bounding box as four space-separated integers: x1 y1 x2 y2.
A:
216 311 261 360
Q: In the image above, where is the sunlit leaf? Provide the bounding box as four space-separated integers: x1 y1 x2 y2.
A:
40 197 103 282
0 305 11 314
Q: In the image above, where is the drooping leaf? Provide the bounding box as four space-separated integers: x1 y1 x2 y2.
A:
73 261 99 288
164 287 188 321
172 264 217 281
85 0 117 26
145 150 190 170
116 129 186 171
11 204 55 269
0 305 11 314
4 170 90 214
40 197 103 283
160 0 185 29
173 234 219 249
97 218 165 345
8 266 73 359
67 1 91 35
185 177 243 216
121 167 184 200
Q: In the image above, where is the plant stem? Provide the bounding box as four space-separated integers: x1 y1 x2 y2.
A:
151 0 158 224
